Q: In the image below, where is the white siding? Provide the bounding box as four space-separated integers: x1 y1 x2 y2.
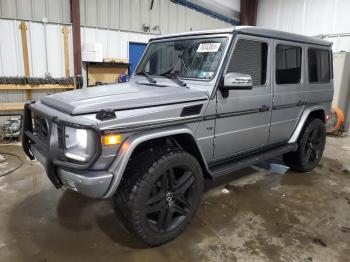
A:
0 19 69 78
257 0 350 52
0 0 71 23
0 18 155 79
79 0 234 32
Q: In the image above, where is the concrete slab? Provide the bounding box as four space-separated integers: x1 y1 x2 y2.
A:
0 136 349 262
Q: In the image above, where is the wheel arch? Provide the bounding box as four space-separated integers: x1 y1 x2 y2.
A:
104 126 210 198
289 106 326 143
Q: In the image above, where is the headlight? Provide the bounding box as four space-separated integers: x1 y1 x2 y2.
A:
64 126 96 162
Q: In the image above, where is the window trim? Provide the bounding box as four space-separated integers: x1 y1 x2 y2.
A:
223 35 270 88
307 47 332 84
275 43 303 86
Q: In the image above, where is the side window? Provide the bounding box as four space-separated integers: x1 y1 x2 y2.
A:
308 48 331 83
227 39 268 86
276 44 302 84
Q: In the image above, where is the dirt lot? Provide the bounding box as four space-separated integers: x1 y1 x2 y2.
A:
0 135 349 262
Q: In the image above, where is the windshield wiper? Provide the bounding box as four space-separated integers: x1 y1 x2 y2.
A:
137 72 157 84
160 71 187 88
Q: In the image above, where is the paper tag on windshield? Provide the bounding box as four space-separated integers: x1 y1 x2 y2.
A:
197 43 221 53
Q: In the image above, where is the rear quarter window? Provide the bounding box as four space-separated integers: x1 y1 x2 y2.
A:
308 48 331 83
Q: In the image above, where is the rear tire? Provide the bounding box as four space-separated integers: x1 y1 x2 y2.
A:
113 147 203 246
283 118 326 172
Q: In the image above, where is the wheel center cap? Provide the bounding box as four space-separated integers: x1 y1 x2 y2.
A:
166 192 174 203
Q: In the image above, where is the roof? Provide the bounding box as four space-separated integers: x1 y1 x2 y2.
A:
150 26 331 47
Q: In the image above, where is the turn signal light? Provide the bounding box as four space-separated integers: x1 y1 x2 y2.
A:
103 134 121 145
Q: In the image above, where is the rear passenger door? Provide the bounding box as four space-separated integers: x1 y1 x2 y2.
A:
269 41 306 145
214 35 272 160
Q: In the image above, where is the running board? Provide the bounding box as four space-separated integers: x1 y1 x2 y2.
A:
209 143 298 179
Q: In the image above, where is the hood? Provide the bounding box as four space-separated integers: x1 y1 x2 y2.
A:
41 81 209 115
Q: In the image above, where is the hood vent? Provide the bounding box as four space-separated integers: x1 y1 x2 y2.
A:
181 104 203 117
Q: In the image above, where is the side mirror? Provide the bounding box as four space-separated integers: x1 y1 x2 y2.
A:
222 72 253 90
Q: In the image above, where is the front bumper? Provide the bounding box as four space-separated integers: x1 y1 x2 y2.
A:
22 102 113 198
30 144 113 198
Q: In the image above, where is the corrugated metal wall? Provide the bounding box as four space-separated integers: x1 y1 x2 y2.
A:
257 0 350 52
0 19 73 78
81 26 152 60
0 0 71 23
0 0 233 32
0 18 155 79
80 0 231 33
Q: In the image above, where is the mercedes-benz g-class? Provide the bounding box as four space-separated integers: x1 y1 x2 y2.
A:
22 26 333 246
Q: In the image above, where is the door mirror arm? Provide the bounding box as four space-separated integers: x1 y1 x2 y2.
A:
218 78 229 98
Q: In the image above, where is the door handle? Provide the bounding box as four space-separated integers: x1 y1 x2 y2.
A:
260 105 269 112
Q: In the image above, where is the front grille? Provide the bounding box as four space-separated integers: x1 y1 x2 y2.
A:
33 114 50 146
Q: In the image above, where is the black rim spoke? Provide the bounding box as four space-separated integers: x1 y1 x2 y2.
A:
157 206 167 231
145 166 195 233
311 128 319 141
310 148 317 161
146 191 165 206
163 207 174 230
175 195 192 209
161 171 169 191
146 201 165 214
172 203 188 216
175 172 194 195
168 168 176 190
305 148 312 162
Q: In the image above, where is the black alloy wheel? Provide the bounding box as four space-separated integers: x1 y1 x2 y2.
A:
283 118 326 172
114 148 203 246
303 124 324 165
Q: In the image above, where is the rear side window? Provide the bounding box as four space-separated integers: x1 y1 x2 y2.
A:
227 39 268 86
276 44 302 84
308 48 331 83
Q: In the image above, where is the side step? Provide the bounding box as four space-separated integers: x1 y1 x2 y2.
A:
209 143 298 179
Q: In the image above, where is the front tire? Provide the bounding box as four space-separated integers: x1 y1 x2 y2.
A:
283 118 326 172
114 147 203 246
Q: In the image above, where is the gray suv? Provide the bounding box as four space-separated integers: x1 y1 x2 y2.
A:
22 27 333 246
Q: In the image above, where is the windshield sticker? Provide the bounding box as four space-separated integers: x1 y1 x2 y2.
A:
197 43 221 53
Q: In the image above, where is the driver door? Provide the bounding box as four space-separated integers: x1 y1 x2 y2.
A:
213 35 272 160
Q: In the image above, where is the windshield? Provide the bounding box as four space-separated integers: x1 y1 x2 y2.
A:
135 37 227 80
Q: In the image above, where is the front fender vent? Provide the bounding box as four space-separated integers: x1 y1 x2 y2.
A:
181 104 203 117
